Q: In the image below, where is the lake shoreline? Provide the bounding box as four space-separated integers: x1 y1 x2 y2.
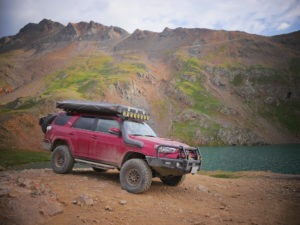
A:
1 144 300 174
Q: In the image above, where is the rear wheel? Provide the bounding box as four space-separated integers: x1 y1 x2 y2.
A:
51 145 74 174
120 159 152 194
160 175 186 186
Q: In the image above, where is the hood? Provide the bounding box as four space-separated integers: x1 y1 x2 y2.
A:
130 135 189 148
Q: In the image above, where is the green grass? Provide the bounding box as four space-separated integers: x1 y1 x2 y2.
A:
152 99 168 120
170 56 299 145
171 120 221 146
289 57 300 85
238 65 289 86
231 74 244 86
289 57 300 76
260 101 300 135
0 149 50 169
168 57 222 145
251 71 287 85
177 81 220 114
182 57 202 73
117 62 146 73
174 57 221 115
44 54 146 98
171 121 199 145
77 79 99 93
0 97 42 115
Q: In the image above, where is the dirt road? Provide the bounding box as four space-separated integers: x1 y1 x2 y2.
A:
0 169 299 225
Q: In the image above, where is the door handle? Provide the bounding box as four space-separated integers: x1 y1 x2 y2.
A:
69 132 74 136
91 135 97 139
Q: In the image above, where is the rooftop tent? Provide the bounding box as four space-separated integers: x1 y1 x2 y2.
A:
56 100 149 120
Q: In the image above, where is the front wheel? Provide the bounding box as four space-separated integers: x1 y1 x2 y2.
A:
160 175 186 186
120 159 152 194
51 145 74 174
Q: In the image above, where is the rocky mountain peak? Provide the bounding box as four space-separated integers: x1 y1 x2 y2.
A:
160 27 172 37
0 19 129 52
39 19 64 29
0 19 65 51
18 19 64 37
272 30 300 51
131 29 156 39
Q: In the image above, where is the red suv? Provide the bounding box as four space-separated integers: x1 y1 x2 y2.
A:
39 100 201 193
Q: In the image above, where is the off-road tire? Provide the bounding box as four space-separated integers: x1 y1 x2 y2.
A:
51 145 74 174
92 167 107 172
160 175 186 186
120 159 152 194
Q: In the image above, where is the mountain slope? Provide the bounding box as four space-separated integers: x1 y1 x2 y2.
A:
0 19 299 149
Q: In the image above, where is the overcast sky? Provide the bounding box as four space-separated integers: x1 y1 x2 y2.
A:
0 0 300 38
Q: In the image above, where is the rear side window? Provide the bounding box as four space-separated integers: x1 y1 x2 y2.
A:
95 118 120 133
54 113 72 126
73 116 96 131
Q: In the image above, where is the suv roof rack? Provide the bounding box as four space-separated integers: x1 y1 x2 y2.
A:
56 100 150 120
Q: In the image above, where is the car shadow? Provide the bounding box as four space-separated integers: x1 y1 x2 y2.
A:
70 169 120 184
69 168 166 189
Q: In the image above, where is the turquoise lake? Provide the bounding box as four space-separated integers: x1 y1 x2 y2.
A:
200 144 300 174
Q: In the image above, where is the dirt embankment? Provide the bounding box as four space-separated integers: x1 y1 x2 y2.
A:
0 169 299 225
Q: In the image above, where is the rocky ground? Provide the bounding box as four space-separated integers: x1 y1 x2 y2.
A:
0 168 299 225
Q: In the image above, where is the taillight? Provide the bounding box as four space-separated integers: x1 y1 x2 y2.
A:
46 126 52 132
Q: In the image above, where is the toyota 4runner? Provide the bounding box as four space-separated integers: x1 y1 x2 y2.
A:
39 100 202 193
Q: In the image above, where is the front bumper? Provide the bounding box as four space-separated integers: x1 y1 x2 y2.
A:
146 156 201 176
146 145 202 176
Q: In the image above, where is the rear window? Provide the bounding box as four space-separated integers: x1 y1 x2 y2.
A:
72 116 96 131
54 113 72 126
95 118 120 133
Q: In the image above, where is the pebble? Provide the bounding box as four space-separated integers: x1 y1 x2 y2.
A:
196 184 209 193
0 188 10 197
119 200 127 205
231 194 241 198
73 195 94 206
17 177 34 188
105 205 113 211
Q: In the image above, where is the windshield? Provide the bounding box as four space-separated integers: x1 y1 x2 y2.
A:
124 120 157 137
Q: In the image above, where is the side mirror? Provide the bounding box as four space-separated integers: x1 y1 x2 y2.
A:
108 127 121 136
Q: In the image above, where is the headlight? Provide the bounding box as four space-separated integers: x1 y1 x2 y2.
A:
158 146 178 153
